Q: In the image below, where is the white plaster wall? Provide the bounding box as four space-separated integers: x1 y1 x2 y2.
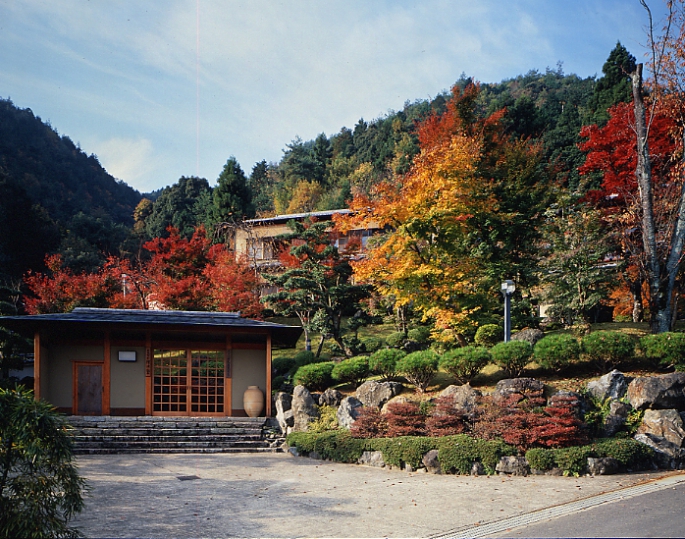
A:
110 346 146 409
231 349 266 412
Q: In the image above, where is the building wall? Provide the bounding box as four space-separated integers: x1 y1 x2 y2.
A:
110 346 146 410
48 345 104 409
231 348 266 413
39 345 48 400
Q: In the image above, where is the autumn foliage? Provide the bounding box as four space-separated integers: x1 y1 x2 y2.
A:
23 226 261 317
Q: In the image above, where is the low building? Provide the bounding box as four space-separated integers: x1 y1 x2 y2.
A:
0 308 301 417
234 209 380 269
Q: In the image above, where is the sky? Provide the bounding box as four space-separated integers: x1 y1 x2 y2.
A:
0 0 671 194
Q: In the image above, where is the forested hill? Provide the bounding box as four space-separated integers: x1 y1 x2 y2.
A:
0 98 141 225
0 98 142 280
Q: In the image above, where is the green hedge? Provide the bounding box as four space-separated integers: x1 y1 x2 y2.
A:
286 433 656 477
525 438 654 476
368 348 406 380
640 332 685 370
286 431 516 474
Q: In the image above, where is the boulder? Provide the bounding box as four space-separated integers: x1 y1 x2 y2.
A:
511 328 545 346
439 384 481 413
603 400 631 437
634 432 685 469
319 388 344 407
637 409 685 447
291 385 319 432
274 392 294 434
336 396 363 429
547 390 586 417
496 456 530 476
381 395 413 414
356 380 403 409
587 457 620 476
586 370 629 402
470 462 486 476
627 373 685 411
422 449 441 474
358 451 386 467
493 378 544 407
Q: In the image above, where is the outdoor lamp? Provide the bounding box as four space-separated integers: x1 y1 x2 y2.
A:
501 280 515 342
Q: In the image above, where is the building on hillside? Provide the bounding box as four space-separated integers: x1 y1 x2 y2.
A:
232 209 381 269
0 308 301 417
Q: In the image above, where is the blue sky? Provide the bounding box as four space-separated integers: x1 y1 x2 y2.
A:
0 0 669 194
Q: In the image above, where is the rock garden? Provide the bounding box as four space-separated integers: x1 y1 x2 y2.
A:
273 328 685 477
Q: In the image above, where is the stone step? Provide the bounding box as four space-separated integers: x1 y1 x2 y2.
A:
72 427 262 437
65 416 274 454
73 434 264 443
73 446 283 455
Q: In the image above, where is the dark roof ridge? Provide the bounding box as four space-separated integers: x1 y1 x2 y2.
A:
71 307 241 317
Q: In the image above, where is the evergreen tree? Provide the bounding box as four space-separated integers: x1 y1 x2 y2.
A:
212 157 254 225
588 42 637 126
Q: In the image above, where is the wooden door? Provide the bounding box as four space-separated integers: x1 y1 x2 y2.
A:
75 363 103 415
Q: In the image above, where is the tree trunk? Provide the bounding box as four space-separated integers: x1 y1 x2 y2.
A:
632 64 685 332
629 277 644 323
632 64 663 332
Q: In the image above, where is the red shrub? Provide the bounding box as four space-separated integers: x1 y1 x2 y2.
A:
350 407 388 439
425 396 466 437
384 401 426 437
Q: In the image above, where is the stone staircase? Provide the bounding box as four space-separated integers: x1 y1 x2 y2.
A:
66 416 285 454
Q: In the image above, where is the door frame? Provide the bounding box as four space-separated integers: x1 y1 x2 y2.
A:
72 361 104 415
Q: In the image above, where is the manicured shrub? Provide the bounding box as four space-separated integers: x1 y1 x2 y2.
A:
272 355 299 376
370 436 436 469
425 396 466 437
331 356 370 388
474 324 503 347
582 331 636 372
525 448 556 471
439 346 490 384
349 407 388 439
384 401 426 437
286 430 366 463
368 348 406 381
552 445 594 476
593 438 654 469
640 332 685 370
534 334 581 372
293 362 335 392
437 434 516 475
361 336 384 353
395 350 439 392
490 340 533 377
294 350 318 365
407 326 432 345
385 331 406 349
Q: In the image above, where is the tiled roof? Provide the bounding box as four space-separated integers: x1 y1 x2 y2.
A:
0 308 302 347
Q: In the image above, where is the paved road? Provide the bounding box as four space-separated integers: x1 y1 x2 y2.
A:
70 453 684 538
493 481 685 538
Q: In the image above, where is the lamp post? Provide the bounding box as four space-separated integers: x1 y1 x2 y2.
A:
501 280 515 342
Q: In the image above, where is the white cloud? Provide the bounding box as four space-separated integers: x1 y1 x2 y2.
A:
91 137 160 192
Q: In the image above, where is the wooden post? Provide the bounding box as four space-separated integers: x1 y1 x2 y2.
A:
145 332 152 415
226 335 232 416
33 332 41 401
265 334 272 417
103 331 111 415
